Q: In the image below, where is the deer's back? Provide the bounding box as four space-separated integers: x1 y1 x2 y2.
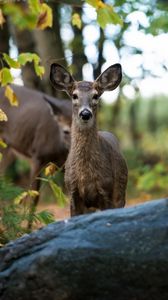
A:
0 85 71 165
98 130 128 180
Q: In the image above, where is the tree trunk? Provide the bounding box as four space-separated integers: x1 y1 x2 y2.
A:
129 98 142 148
6 0 44 90
0 199 168 300
71 7 87 79
0 20 10 68
93 19 105 78
33 4 66 97
10 25 44 90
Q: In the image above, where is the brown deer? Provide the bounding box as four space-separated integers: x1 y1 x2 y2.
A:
50 63 128 216
0 84 72 218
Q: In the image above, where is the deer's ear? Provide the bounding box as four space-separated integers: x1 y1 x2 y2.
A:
50 63 75 94
95 64 122 93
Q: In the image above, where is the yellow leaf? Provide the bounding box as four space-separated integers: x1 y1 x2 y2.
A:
14 191 28 205
0 9 5 28
0 109 8 121
44 163 57 176
37 3 53 29
28 190 39 198
97 0 106 8
5 85 19 106
0 152 3 162
0 139 7 148
14 190 39 205
72 13 82 29
86 0 106 9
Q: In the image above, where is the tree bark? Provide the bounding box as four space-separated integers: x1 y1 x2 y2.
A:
10 26 44 91
129 97 142 148
71 7 87 79
0 20 10 69
33 4 66 97
0 199 168 300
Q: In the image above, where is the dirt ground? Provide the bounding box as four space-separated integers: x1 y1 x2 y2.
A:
37 194 153 222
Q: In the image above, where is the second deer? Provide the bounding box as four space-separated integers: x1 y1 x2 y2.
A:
0 85 72 223
50 63 128 216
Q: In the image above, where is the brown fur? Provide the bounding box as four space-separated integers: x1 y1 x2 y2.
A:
0 84 72 223
0 85 72 172
50 63 128 216
65 118 128 216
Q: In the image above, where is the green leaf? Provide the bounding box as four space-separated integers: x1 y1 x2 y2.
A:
34 210 55 225
34 63 45 78
18 53 34 65
97 6 123 29
3 53 20 69
0 68 13 86
28 0 41 14
3 3 37 30
18 53 45 78
49 180 67 207
86 0 98 8
32 53 40 64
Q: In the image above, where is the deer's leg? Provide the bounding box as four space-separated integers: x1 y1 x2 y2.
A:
0 147 16 175
70 191 85 217
111 175 127 208
28 159 41 229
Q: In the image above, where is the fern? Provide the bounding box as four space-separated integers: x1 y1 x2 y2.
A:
0 176 55 246
0 176 23 201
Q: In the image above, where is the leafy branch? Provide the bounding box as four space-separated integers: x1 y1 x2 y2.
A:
72 0 123 29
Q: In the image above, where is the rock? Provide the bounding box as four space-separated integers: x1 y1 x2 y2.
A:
0 199 168 300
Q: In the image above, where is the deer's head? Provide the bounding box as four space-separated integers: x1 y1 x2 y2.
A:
50 63 122 128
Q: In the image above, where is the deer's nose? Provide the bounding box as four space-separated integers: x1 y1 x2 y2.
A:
79 109 92 120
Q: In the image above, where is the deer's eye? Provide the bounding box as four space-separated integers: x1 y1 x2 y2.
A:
92 94 99 100
72 94 78 100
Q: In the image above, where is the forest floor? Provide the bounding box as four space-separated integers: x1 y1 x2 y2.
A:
37 194 154 222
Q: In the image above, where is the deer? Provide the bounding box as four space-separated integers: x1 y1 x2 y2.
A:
0 84 72 222
50 63 128 216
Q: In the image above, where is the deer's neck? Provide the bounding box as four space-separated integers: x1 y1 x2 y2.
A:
70 119 99 156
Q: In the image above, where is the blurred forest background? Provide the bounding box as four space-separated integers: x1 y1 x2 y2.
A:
0 0 168 242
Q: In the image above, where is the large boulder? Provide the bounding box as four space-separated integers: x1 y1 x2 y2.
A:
0 199 168 300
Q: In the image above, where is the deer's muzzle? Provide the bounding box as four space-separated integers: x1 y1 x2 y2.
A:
79 109 93 121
